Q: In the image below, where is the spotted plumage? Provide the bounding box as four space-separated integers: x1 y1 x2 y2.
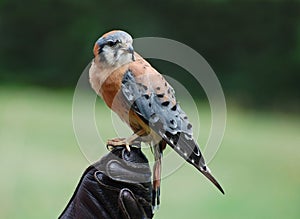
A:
89 30 224 209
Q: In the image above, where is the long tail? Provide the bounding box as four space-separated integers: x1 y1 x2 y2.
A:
163 132 225 194
152 141 166 211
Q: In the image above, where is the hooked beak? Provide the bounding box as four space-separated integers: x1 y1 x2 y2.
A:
127 45 135 61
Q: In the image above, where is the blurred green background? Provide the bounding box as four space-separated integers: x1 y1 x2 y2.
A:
0 0 299 218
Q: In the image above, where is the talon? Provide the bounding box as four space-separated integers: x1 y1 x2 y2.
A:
106 132 142 152
125 143 131 152
107 145 114 151
106 137 127 151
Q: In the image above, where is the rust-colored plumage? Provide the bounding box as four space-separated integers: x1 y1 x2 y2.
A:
89 30 224 209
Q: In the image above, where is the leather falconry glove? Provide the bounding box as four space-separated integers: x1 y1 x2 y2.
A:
59 145 153 219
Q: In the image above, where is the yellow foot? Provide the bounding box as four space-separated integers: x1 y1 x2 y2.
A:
107 138 131 152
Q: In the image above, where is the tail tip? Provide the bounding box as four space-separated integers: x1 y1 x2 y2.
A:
218 185 225 195
200 166 225 195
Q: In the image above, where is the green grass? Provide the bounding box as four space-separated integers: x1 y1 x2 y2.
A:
0 86 299 219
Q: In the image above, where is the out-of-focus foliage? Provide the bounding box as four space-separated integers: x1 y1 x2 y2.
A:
0 0 299 109
1 87 300 219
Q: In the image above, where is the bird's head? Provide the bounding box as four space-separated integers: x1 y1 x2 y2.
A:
93 30 135 68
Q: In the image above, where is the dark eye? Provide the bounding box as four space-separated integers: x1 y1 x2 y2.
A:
107 40 119 47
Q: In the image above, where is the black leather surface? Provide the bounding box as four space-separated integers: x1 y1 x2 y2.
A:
59 147 153 219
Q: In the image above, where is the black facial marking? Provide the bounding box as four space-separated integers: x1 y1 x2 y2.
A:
107 39 120 47
98 44 104 54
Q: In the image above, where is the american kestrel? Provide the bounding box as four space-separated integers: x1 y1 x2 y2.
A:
89 30 224 208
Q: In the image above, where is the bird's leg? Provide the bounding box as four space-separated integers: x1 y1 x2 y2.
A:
107 129 145 151
152 141 166 211
152 153 162 211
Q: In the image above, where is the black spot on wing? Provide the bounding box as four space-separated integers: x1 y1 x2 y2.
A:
162 131 206 169
121 70 193 135
171 105 177 111
121 71 205 169
157 93 164 98
161 101 170 107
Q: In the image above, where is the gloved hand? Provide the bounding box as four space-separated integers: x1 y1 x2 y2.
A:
59 145 153 219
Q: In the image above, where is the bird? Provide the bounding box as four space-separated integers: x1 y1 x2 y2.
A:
89 30 224 208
